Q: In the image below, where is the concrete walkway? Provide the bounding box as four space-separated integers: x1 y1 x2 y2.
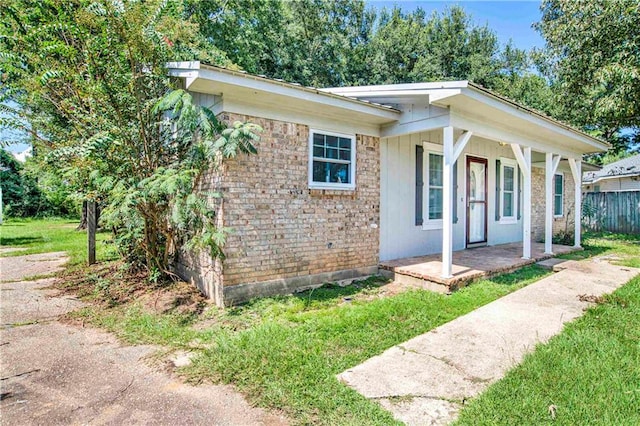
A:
338 257 640 425
0 252 287 425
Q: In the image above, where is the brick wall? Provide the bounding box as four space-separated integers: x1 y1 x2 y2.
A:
531 168 576 242
218 113 381 290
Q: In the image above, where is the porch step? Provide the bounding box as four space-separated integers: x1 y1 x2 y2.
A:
379 242 583 293
536 258 571 271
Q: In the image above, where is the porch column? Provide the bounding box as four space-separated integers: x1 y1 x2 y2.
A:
512 144 532 259
545 152 561 254
568 158 582 248
442 127 472 278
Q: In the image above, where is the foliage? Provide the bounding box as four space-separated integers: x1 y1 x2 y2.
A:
535 0 640 154
189 2 557 115
0 1 260 278
0 148 49 217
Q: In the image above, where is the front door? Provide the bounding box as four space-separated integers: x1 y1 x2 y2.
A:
466 156 488 246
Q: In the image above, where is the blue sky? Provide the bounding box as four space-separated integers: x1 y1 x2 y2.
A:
3 1 544 153
367 1 545 50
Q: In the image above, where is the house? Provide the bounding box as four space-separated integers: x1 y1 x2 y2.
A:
583 154 640 192
168 62 609 306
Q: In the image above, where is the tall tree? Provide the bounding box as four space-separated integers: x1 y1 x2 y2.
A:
0 0 259 277
535 0 640 153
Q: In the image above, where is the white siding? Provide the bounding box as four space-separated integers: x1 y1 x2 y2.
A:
585 177 640 192
380 132 523 261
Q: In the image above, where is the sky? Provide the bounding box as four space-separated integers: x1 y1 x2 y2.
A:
368 1 545 50
3 1 545 153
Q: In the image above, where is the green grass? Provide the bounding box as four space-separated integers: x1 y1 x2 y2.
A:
69 267 549 425
455 275 640 426
454 233 640 425
0 218 115 265
10 219 638 424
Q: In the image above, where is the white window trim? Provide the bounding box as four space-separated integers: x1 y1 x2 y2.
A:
308 128 356 190
554 173 564 217
499 157 519 224
422 142 443 230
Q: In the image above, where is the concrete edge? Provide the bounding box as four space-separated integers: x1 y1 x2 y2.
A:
223 266 379 306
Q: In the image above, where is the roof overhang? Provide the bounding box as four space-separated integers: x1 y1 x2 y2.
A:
166 62 401 132
325 81 610 156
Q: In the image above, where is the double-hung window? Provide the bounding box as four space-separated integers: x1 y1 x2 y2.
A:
421 142 444 229
499 158 518 223
554 173 564 216
309 129 355 190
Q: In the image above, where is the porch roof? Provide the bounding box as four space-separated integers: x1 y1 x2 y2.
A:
324 82 610 156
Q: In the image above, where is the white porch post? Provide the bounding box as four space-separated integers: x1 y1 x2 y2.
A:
442 127 472 278
512 144 532 259
545 152 561 254
568 158 582 248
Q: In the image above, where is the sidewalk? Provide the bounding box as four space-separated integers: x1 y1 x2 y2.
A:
338 257 640 425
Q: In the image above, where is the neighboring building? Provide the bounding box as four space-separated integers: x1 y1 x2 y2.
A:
168 62 609 306
583 154 640 192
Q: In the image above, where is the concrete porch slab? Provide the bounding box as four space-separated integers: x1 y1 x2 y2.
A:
379 242 578 291
339 257 639 426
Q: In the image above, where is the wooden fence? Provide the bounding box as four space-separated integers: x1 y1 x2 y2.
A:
582 191 640 234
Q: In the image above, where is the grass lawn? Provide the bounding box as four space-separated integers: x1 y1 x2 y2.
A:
74 266 551 425
455 233 640 425
0 217 115 266
5 219 639 424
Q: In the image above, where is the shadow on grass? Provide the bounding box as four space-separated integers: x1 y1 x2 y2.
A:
225 276 389 317
486 265 550 287
0 236 45 246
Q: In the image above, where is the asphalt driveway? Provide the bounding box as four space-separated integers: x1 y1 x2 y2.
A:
0 253 286 425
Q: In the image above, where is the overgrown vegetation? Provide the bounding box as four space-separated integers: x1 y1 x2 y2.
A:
0 1 260 279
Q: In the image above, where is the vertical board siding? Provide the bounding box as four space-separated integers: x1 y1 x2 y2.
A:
582 191 640 234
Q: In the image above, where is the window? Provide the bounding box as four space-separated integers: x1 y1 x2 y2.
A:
499 158 518 223
428 152 443 221
309 130 355 189
554 173 564 216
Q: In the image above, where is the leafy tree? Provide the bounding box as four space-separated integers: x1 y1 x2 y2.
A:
535 0 640 152
0 0 260 277
0 148 48 217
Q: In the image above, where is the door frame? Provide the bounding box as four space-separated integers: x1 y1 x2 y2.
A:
466 155 488 246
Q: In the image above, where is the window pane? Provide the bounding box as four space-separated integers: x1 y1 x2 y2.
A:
429 153 443 186
326 148 339 159
554 195 562 215
313 161 350 184
339 149 350 160
503 192 513 217
429 188 443 219
339 137 351 149
325 135 339 148
554 174 563 194
503 166 514 191
313 133 325 145
313 146 324 157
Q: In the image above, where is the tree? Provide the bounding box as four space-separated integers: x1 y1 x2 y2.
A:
0 148 48 217
535 0 640 153
0 0 260 278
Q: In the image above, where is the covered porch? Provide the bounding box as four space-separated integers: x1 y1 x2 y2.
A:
379 242 579 292
327 81 608 281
